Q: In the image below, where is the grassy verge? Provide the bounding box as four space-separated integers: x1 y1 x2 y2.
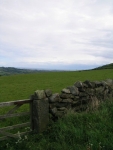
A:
1 99 113 150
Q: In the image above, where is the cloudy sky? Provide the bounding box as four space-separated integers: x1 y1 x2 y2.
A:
0 0 113 70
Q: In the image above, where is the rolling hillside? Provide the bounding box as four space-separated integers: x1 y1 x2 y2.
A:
93 63 113 70
0 67 51 76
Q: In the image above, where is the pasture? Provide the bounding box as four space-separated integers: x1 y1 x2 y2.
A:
0 69 113 102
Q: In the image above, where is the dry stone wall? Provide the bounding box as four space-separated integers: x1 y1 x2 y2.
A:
32 79 113 124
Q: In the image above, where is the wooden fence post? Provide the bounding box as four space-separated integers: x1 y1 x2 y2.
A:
32 90 49 133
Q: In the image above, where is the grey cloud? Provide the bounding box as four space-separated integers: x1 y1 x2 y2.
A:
0 0 113 69
92 39 113 49
91 29 113 49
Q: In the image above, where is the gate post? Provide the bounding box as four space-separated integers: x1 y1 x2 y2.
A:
32 90 49 133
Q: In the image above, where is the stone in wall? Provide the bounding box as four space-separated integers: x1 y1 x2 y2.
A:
101 81 108 87
67 86 79 95
60 93 74 99
90 81 96 88
34 90 46 100
61 88 71 94
74 81 83 88
80 97 89 104
57 107 67 111
72 100 81 107
79 92 88 97
45 89 52 97
61 98 73 103
50 107 57 115
105 79 113 86
84 80 93 88
85 88 94 96
95 81 102 87
74 96 80 101
49 102 71 109
49 93 62 103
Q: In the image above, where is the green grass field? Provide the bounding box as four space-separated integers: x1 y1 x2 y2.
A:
0 69 113 102
0 69 113 150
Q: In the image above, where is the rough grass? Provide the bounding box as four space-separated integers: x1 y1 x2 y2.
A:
1 99 113 150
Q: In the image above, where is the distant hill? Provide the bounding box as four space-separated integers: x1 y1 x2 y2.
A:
0 67 50 76
93 63 113 70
